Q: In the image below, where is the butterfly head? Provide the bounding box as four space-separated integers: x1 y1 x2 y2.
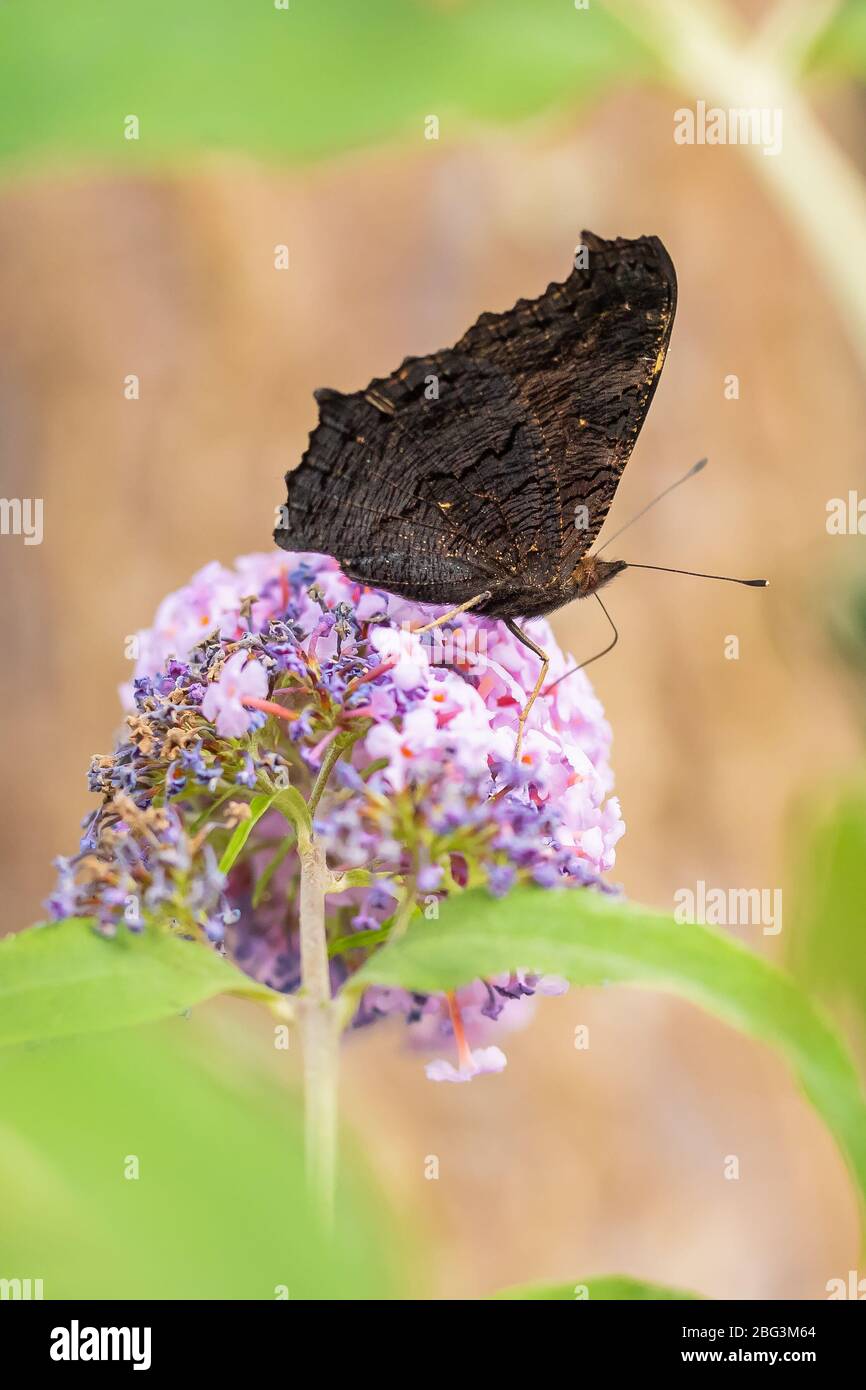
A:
569 554 627 598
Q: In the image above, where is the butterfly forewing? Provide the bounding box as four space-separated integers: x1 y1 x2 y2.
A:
275 231 677 616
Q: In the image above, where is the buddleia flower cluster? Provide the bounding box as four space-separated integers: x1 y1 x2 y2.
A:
49 551 624 1080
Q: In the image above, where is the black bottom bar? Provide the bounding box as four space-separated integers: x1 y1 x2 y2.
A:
1 1297 861 1373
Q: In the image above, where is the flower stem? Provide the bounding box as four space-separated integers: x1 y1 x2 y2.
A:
297 832 339 1228
308 730 354 816
281 726 366 1225
613 0 866 375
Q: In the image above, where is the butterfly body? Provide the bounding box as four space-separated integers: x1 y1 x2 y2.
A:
275 231 676 624
427 555 629 622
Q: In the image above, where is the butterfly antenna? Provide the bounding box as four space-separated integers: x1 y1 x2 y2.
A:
623 563 768 586
597 457 708 553
544 593 619 695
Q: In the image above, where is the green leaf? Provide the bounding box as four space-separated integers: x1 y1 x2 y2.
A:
0 1015 405 1298
252 833 296 909
788 782 866 1039
0 918 278 1048
218 791 276 874
327 868 374 894
353 886 866 1215
0 0 652 173
494 1274 702 1301
808 0 866 79
330 924 391 958
275 785 313 843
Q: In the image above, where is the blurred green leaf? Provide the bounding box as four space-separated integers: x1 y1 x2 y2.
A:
354 886 866 1216
0 918 277 1048
808 0 866 79
788 783 866 1039
494 1274 701 1300
829 570 866 686
252 833 296 909
0 0 652 172
219 792 276 874
0 1016 401 1298
331 923 391 957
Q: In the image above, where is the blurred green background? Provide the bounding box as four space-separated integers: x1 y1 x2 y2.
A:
0 1013 403 1298
1 0 866 1299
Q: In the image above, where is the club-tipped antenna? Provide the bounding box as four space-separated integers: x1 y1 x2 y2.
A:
598 457 708 553
623 562 768 587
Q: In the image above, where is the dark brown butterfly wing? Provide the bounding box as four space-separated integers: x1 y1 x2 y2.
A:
275 365 519 606
275 231 676 609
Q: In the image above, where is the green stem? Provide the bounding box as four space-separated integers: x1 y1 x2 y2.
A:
293 725 366 1226
308 730 357 816
297 833 339 1228
614 0 866 375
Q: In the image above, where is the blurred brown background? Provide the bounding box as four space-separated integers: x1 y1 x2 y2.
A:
2 64 865 1294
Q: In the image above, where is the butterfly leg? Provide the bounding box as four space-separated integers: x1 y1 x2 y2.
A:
505 620 549 760
542 593 619 696
411 591 492 636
